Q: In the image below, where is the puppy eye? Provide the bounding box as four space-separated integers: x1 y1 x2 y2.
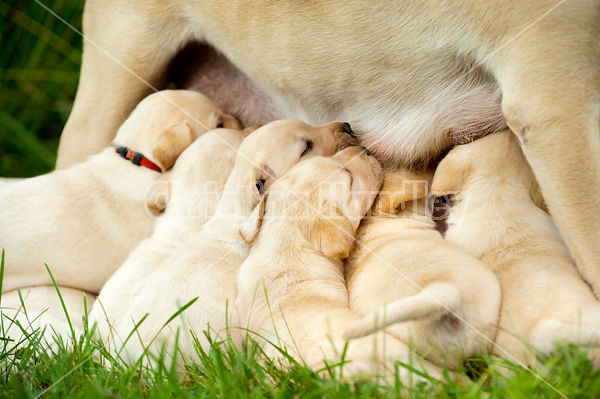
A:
438 195 453 205
216 122 224 128
256 179 266 196
301 140 313 157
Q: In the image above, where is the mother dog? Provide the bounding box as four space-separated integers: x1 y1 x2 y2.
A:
57 1 599 294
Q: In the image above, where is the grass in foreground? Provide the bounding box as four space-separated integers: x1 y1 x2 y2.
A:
1 255 599 399
2 311 600 399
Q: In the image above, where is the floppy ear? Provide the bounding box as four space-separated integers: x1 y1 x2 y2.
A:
312 203 356 259
146 174 171 214
218 114 242 130
431 146 472 196
373 170 431 215
152 121 193 171
239 193 268 245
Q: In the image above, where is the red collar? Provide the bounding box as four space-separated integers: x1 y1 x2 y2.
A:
115 146 162 173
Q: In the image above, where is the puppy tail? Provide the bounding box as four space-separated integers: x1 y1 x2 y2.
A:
343 282 462 340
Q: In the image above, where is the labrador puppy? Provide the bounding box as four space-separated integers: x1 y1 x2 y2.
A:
58 1 600 298
94 120 357 368
236 148 451 382
342 170 501 369
89 127 253 351
431 130 600 367
0 90 239 295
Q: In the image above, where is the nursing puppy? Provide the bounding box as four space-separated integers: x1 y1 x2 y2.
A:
90 127 252 349
97 120 357 367
60 1 600 299
0 90 239 294
1 286 95 350
431 130 600 367
236 148 450 382
343 171 501 369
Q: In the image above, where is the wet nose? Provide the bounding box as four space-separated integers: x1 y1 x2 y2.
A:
341 122 356 138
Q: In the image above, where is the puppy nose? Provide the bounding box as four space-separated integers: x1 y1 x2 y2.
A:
341 122 356 138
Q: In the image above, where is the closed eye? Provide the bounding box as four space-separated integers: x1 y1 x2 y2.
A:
301 140 313 157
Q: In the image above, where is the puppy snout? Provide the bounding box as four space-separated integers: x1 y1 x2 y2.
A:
341 122 356 138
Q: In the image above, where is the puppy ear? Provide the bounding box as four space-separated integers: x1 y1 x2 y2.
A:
431 146 472 196
146 174 171 214
373 170 431 214
239 193 268 245
217 114 242 130
312 203 356 259
152 121 193 171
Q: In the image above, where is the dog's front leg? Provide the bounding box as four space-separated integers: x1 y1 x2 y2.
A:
56 0 189 168
495 6 600 294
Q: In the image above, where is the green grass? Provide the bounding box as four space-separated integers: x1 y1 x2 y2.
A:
0 0 83 177
1 251 600 398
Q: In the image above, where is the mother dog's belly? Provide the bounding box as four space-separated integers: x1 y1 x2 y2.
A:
179 45 505 167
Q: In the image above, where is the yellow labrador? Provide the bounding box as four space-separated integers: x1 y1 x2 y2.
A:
431 130 600 367
96 120 357 368
343 170 501 369
89 127 253 352
236 147 451 382
0 90 238 295
58 1 600 298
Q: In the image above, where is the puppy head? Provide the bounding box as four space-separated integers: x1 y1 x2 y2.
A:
241 146 383 259
114 90 241 171
146 128 251 214
431 131 547 210
232 120 360 209
371 169 432 217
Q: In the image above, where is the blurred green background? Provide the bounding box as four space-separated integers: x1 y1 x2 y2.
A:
0 0 84 177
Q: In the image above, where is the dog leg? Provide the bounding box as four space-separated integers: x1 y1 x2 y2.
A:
56 1 189 168
343 282 462 340
494 5 600 294
530 319 600 354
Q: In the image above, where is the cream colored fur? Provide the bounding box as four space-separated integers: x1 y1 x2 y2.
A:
343 170 501 369
89 127 252 355
236 148 454 382
93 120 357 368
1 286 95 350
0 90 238 294
57 1 600 296
431 130 600 367
0 178 23 187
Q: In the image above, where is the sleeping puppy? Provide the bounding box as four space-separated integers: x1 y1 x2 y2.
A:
431 130 600 367
0 90 239 295
1 285 95 350
89 127 253 350
236 147 452 382
96 120 358 368
342 170 501 369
